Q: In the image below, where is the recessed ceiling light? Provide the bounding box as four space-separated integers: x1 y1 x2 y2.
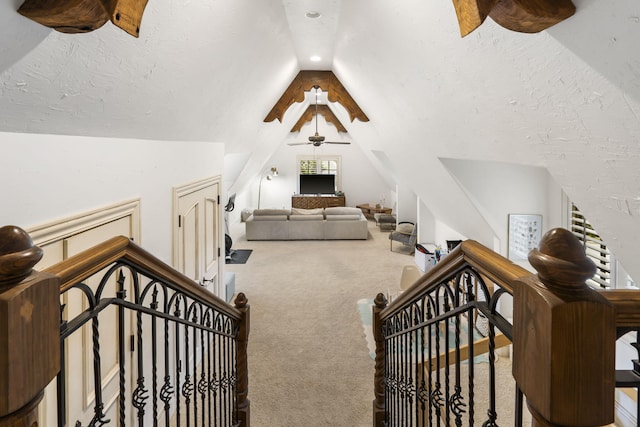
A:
305 11 321 18
310 55 321 62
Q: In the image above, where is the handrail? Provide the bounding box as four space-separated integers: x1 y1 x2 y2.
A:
374 228 617 427
0 225 249 427
44 235 241 320
382 239 529 320
598 289 640 328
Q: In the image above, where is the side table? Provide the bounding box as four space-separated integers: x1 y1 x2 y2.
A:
356 204 392 219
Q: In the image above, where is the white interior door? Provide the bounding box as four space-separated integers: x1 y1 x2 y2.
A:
174 177 222 296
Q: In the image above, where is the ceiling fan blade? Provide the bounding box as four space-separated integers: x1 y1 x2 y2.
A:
323 141 351 145
287 142 312 146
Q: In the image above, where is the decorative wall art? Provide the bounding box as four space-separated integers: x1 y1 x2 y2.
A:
508 214 542 261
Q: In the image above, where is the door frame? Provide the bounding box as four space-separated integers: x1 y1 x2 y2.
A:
172 176 223 295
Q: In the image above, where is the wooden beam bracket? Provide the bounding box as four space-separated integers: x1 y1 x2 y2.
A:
451 0 576 37
17 0 149 37
264 70 369 126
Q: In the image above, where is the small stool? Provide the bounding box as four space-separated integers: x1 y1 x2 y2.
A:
378 214 396 231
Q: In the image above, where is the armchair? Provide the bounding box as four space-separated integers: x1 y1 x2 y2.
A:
389 222 417 253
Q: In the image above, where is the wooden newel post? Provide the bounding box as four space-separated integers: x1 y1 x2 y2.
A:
372 292 388 427
234 292 250 427
0 226 60 427
512 228 615 426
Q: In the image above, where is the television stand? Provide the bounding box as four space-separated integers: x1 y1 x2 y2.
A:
292 195 346 209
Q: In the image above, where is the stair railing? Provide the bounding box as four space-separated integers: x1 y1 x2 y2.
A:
0 225 250 427
373 228 616 426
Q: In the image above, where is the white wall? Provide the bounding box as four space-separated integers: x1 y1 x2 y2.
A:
0 132 224 265
242 131 393 211
441 159 563 262
333 0 640 281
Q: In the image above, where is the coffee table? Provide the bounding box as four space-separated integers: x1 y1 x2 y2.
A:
356 204 392 219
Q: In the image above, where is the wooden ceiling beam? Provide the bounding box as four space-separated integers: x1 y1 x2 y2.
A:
452 0 575 37
290 105 348 133
264 70 369 124
17 0 148 37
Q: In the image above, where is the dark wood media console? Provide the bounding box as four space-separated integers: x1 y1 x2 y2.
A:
292 195 346 209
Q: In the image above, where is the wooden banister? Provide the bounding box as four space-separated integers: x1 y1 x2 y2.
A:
0 226 60 427
513 228 615 426
44 234 241 320
374 227 618 426
372 293 387 427
382 239 529 320
1 225 249 426
597 289 640 328
234 293 251 427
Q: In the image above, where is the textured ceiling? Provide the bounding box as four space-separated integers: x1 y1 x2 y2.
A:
1 0 640 281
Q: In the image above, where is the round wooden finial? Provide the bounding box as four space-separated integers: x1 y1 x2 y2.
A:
528 228 596 289
374 292 388 309
0 225 43 288
234 292 248 309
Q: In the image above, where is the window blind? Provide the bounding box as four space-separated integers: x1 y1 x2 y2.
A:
570 204 611 288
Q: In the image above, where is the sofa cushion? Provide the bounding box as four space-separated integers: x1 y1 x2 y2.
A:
291 207 323 215
251 215 288 221
325 214 361 221
324 207 362 216
290 214 324 221
253 209 291 216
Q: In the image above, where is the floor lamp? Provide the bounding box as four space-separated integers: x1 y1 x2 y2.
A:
257 167 278 209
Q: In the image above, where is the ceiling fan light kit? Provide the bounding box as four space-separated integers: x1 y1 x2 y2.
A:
288 86 351 147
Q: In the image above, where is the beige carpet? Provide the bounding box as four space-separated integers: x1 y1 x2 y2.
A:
226 220 526 426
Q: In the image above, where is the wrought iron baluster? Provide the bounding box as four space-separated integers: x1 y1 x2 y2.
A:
191 309 198 426
46 245 245 427
160 311 174 426
444 292 452 427
467 274 476 427
117 273 127 427
232 331 239 426
150 286 159 426
174 298 183 427
218 315 224 426
88 297 109 426
211 315 219 425
432 293 443 424
417 303 427 427
133 308 149 427
484 321 498 426
411 303 423 426
392 319 402 426
58 303 68 427
205 311 212 426
402 310 409 426
228 319 234 426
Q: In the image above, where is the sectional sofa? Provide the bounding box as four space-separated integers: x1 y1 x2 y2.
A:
245 207 369 240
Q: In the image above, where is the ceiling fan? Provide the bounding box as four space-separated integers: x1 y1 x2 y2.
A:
288 86 351 147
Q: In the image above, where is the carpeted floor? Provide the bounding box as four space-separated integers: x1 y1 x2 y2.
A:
226 220 527 426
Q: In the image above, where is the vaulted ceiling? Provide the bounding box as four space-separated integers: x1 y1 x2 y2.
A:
1 0 640 280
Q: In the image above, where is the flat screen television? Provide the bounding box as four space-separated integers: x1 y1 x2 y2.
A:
299 174 335 195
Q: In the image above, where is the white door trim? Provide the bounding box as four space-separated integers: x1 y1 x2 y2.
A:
28 198 141 246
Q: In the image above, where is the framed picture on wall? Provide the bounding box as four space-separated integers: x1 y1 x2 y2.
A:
508 214 542 261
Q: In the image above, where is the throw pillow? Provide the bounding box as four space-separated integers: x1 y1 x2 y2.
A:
324 207 362 216
291 207 323 215
253 209 291 216
397 223 414 234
